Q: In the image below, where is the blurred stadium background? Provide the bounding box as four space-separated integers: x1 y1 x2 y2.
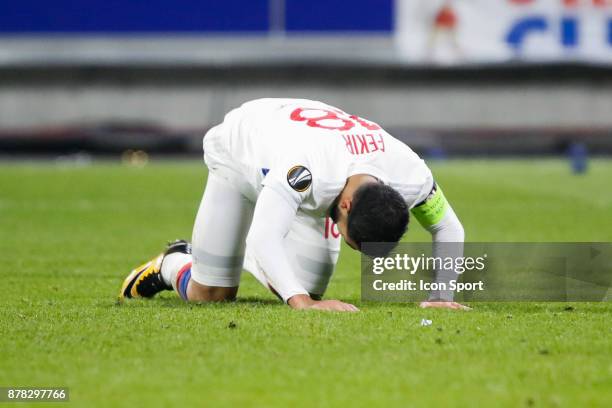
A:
1 0 612 159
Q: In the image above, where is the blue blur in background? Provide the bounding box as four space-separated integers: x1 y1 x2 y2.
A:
0 0 393 33
568 142 588 174
285 1 393 32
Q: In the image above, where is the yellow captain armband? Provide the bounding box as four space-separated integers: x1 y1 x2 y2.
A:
410 183 449 227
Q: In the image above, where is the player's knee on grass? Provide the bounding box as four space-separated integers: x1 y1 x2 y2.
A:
186 280 238 302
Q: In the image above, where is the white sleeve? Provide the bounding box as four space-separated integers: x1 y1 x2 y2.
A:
245 186 310 303
411 181 465 302
425 204 465 301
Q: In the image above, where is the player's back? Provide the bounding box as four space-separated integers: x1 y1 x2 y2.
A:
214 98 432 211
223 98 342 161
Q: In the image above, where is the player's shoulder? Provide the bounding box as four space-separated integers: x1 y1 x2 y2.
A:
383 132 422 158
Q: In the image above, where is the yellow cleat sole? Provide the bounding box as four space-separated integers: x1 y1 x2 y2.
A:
118 255 163 301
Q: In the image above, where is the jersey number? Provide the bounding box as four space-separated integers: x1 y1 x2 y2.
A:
290 108 381 131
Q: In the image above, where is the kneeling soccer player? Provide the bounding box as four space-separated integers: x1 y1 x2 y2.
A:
119 98 467 311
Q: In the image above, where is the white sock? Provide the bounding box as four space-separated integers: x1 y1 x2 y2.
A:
161 253 192 290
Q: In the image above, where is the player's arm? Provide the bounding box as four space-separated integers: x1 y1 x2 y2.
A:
246 186 358 312
411 182 470 310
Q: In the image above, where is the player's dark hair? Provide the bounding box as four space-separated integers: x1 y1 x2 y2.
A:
347 183 409 257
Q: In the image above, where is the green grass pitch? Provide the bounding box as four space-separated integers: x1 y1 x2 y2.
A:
1 159 611 407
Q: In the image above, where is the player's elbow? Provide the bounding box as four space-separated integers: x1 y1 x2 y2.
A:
446 214 465 242
432 212 465 242
454 219 465 242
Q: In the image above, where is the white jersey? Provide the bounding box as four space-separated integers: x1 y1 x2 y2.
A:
204 98 433 217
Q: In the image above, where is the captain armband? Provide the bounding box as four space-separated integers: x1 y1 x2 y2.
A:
410 183 449 227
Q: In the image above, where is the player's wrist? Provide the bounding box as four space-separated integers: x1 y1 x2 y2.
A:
287 294 315 309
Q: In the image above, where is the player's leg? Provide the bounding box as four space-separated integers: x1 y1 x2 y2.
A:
119 117 256 301
166 171 254 302
243 214 341 300
119 171 254 302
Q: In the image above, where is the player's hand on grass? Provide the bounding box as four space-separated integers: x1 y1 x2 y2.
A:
288 294 359 312
309 300 359 312
419 301 471 310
